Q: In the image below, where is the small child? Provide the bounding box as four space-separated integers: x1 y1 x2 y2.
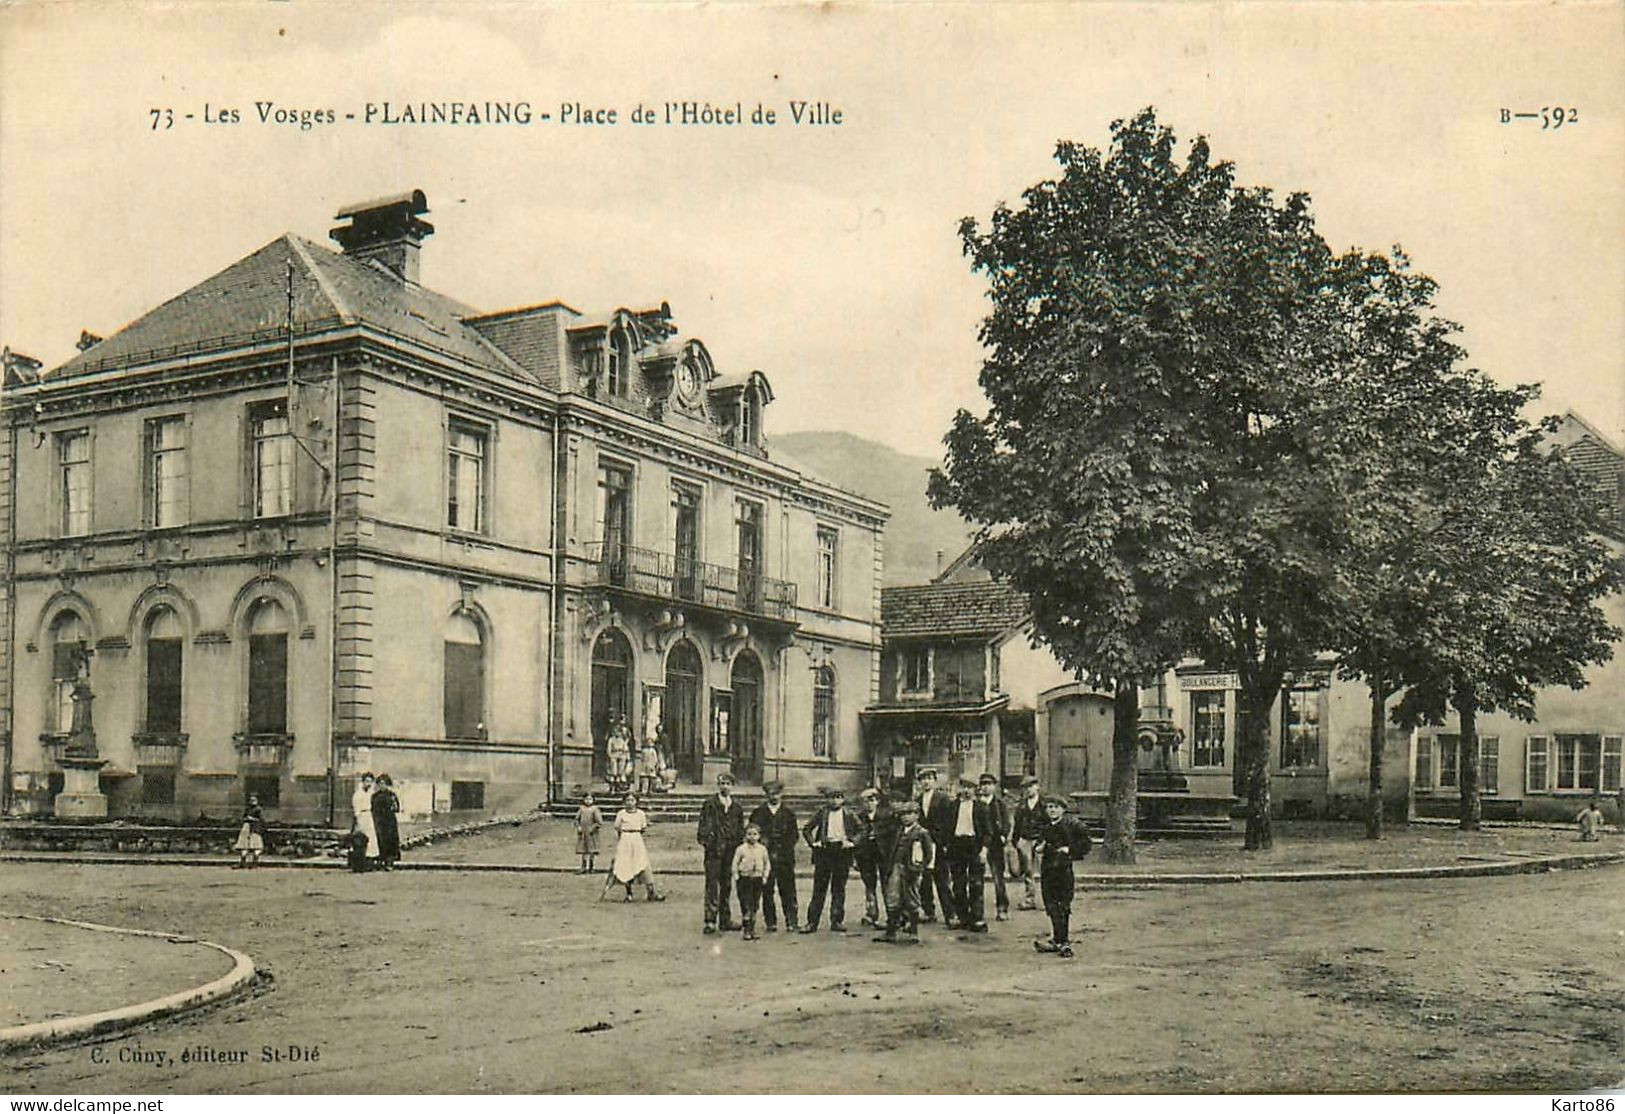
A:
1031 795 1091 958
233 794 266 869
575 792 603 874
875 799 934 944
1576 799 1604 842
638 737 661 796
732 823 773 940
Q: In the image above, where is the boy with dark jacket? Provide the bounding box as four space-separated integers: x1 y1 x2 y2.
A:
748 780 801 932
800 787 859 932
851 787 890 926
874 798 934 943
1031 795 1092 958
697 772 746 933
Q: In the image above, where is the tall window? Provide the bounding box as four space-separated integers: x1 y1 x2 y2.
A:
144 607 184 734
812 665 836 759
58 430 91 536
1279 688 1323 768
901 645 930 694
815 527 838 609
736 500 763 612
1526 735 1549 792
1438 734 1459 788
607 327 633 398
49 612 88 734
1190 691 1226 767
251 402 293 518
246 600 289 735
446 422 487 533
1554 733 1606 792
147 417 188 528
673 483 701 601
444 612 485 740
597 463 632 584
1479 736 1499 794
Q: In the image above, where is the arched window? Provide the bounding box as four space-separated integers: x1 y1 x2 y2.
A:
812 665 836 759
246 600 289 735
444 612 486 739
144 607 184 734
606 326 634 398
48 612 88 735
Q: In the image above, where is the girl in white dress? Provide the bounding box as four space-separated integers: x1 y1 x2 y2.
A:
602 791 665 902
351 772 378 866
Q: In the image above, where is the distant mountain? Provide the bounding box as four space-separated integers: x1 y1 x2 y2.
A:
774 431 975 586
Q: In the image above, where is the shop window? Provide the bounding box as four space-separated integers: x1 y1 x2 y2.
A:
1190 691 1226 767
1279 688 1323 768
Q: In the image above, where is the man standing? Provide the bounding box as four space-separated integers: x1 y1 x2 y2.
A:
748 779 801 932
800 786 858 933
977 773 1013 921
697 772 745 934
914 767 955 923
945 775 994 932
1011 775 1044 911
851 786 890 927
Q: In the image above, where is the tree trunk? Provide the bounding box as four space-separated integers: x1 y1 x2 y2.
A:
1455 679 1481 832
1102 680 1140 864
1366 677 1386 840
1242 685 1274 851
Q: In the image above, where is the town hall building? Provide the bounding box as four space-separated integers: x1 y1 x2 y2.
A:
0 191 886 825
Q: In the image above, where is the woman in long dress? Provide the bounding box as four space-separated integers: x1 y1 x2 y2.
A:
372 773 401 870
602 791 664 902
351 772 377 870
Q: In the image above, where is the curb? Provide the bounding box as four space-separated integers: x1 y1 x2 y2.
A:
0 913 257 1052
3 849 1620 883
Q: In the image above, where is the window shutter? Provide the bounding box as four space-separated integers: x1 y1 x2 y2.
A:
1603 736 1622 793
248 633 288 734
146 639 183 733
1525 735 1548 793
1415 735 1432 790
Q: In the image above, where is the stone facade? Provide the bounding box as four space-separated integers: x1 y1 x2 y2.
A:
1 191 885 824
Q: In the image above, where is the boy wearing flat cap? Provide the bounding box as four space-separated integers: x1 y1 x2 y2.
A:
1011 775 1044 910
875 798 934 944
913 766 955 922
800 786 859 932
944 775 997 931
851 786 891 927
1031 794 1092 958
697 772 746 934
749 779 801 932
977 772 1013 921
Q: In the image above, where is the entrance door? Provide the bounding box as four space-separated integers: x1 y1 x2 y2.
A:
664 640 703 783
590 630 632 780
730 651 763 784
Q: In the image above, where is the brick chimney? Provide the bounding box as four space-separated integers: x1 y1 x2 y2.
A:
330 189 433 283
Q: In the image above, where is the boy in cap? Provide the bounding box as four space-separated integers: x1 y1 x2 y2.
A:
1031 794 1092 958
697 772 746 933
874 798 934 944
1011 775 1044 910
749 780 801 931
851 786 891 926
977 773 1013 921
800 786 858 932
914 766 955 922
945 775 996 931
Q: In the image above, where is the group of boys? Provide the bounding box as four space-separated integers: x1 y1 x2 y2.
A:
695 766 1093 956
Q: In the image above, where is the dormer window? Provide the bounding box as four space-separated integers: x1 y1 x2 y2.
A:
606 326 634 398
740 389 761 447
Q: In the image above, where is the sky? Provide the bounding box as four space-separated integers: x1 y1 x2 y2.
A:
1 2 1620 460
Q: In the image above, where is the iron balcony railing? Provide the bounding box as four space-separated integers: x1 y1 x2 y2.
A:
585 541 797 620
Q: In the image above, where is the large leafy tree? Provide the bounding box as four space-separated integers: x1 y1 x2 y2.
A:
933 108 1362 854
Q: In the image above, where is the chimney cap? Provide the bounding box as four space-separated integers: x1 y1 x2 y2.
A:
335 189 428 220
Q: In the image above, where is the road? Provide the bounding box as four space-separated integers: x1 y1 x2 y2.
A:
2 860 1621 1094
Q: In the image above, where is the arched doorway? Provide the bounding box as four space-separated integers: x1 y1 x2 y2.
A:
730 651 763 784
590 630 633 780
664 640 703 783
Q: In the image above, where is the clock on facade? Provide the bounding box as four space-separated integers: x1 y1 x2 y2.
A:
675 359 701 404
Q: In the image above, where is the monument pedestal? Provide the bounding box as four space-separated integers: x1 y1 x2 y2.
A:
55 757 109 819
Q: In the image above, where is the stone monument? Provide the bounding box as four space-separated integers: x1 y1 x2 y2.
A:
55 646 108 819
